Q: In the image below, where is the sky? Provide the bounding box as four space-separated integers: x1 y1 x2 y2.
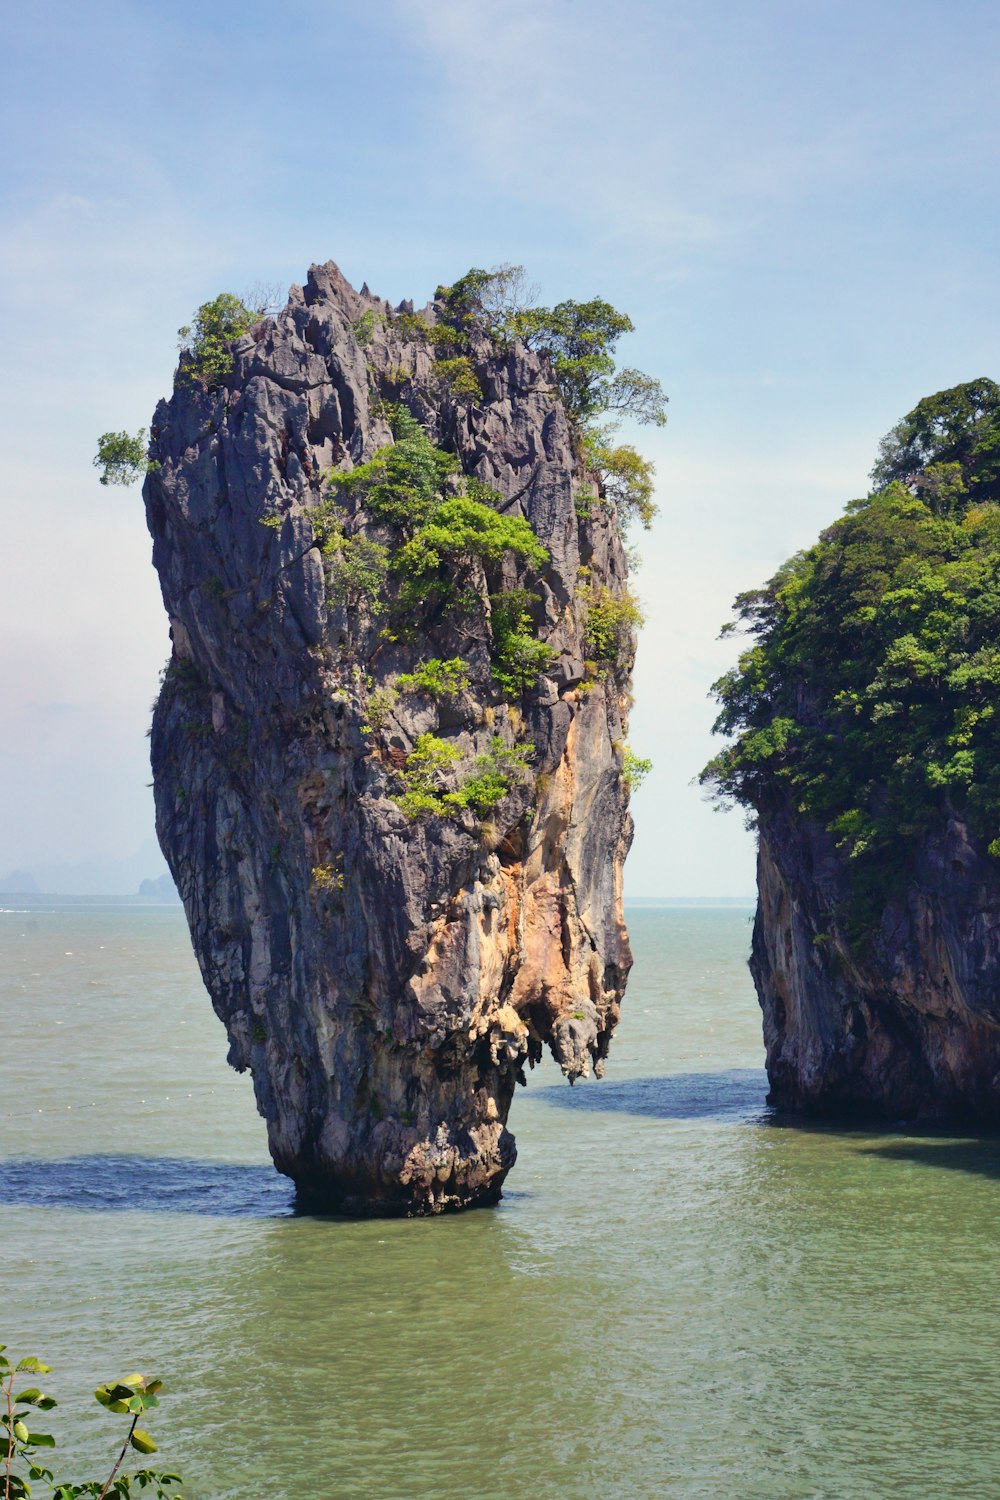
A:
2 0 1000 894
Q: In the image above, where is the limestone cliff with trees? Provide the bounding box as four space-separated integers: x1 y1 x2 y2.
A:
123 261 662 1213
704 379 1000 1121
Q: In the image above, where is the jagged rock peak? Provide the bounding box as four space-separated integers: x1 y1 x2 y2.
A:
145 261 639 1214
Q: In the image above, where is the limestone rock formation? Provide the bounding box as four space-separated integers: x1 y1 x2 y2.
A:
145 262 638 1213
753 801 1000 1121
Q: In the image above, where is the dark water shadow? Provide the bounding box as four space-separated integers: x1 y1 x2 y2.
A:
0 1153 297 1218
531 1068 772 1123
857 1138 1000 1181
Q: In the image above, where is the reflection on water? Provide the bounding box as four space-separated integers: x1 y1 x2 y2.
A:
3 906 1000 1499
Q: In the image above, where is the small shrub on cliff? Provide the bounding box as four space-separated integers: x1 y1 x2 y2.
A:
394 733 533 821
324 527 390 612
331 409 457 530
582 584 644 665
177 293 257 387
364 684 399 729
489 590 556 695
396 657 471 699
395 733 464 818
93 429 156 487
582 427 658 531
393 497 549 616
434 356 483 403
352 309 382 346
311 861 344 893
621 747 652 790
451 737 534 817
0 1345 182 1499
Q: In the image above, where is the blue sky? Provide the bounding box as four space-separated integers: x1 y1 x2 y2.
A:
2 0 999 892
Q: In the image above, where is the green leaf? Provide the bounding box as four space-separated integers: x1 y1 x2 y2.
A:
95 1383 133 1413
15 1359 51 1375
130 1429 158 1454
28 1432 55 1447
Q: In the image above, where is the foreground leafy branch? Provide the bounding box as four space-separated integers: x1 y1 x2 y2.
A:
0 1346 182 1500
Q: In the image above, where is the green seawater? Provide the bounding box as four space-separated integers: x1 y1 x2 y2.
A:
2 904 1000 1499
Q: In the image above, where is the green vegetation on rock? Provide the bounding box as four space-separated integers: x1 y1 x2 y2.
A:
582 581 645 666
621 747 653 790
702 378 1000 911
333 406 458 530
408 263 667 536
318 407 554 696
489 590 556 694
177 293 258 387
93 429 155 487
396 658 471 699
394 733 533 821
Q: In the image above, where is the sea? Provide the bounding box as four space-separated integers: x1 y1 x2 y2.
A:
2 902 999 1499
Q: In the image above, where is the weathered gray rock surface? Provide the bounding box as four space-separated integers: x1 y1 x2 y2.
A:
145 262 638 1213
753 798 1000 1121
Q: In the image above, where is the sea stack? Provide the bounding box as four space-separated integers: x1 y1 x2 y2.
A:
145 263 639 1213
704 379 1000 1122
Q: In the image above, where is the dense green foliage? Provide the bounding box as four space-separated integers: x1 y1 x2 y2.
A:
333 407 458 529
93 430 154 488
1 1347 182 1499
393 497 547 617
871 378 1000 501
582 427 658 530
351 309 380 346
433 355 482 401
488 590 556 694
396 658 471 698
394 733 533 821
582 582 645 665
177 293 257 387
702 379 1000 908
322 527 389 612
621 747 653 790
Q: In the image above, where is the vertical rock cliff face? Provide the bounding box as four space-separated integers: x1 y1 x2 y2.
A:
753 800 1000 1121
145 262 636 1213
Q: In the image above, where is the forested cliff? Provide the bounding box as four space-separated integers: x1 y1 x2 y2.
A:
704 380 1000 1119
